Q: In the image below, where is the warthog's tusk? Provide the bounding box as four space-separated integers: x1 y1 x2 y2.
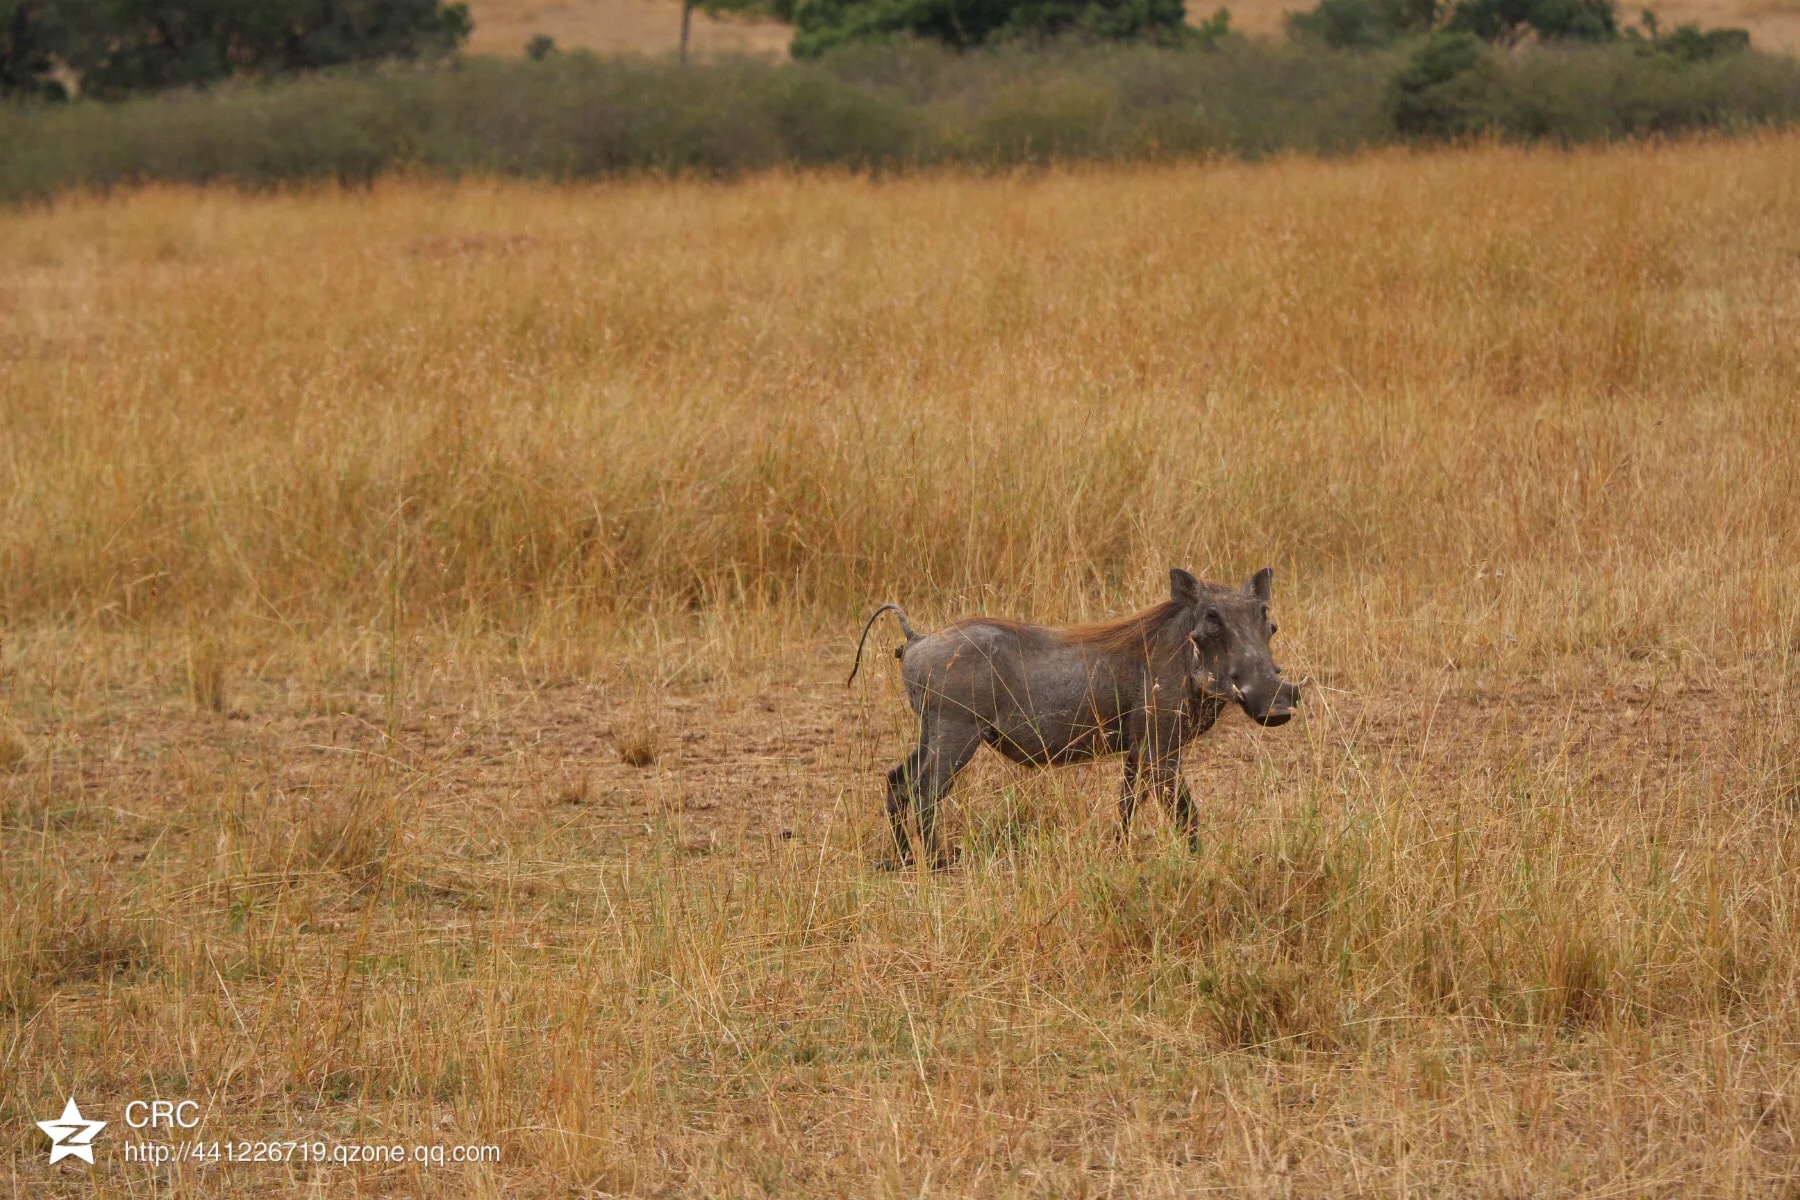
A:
1229 684 1245 702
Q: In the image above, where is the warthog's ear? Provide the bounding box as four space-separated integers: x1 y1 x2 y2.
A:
1244 567 1273 603
1170 568 1202 605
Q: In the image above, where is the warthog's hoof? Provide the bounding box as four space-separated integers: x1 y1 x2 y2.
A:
873 850 959 873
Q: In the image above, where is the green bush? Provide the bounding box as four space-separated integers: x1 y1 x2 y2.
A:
1491 42 1795 139
1287 0 1438 48
1646 21 1750 64
1289 0 1623 47
1444 0 1618 44
0 40 1797 201
1 0 470 100
1385 38 1800 142
788 0 1190 59
1390 30 1492 135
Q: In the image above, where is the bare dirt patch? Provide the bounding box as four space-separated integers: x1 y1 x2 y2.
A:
7 632 1797 1194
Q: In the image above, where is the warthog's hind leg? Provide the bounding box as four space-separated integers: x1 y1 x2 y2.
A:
884 720 981 869
884 749 928 866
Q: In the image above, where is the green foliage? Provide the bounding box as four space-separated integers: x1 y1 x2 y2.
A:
0 40 1797 200
1 2 62 98
1291 0 1642 48
0 0 470 100
1287 0 1438 48
1489 41 1792 139
1387 30 1792 141
1634 13 1750 63
1191 5 1231 44
1444 0 1618 44
525 33 556 60
788 0 1189 59
1390 29 1491 134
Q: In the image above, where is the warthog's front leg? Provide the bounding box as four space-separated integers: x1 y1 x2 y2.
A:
1169 771 1200 851
1116 750 1145 843
1144 753 1201 852
1121 710 1197 849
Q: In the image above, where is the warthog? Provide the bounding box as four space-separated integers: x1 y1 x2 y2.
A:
849 568 1301 866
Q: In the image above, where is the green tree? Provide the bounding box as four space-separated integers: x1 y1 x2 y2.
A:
1287 0 1436 48
2 0 470 99
2 1 60 97
1632 11 1749 61
1390 28 1491 133
1288 0 1623 47
1443 0 1616 44
783 0 1188 59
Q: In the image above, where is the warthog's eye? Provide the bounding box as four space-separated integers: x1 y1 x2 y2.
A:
1203 607 1222 629
1269 621 1279 636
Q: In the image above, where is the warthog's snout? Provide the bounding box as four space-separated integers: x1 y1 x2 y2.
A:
1233 678 1302 727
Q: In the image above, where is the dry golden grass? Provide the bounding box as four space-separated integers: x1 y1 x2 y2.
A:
5 135 1800 1195
464 0 792 57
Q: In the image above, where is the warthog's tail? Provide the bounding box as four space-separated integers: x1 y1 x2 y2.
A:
847 604 920 686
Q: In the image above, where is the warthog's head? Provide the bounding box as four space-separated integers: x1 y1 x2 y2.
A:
1172 567 1300 727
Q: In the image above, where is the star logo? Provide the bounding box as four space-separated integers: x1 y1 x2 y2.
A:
37 1097 107 1165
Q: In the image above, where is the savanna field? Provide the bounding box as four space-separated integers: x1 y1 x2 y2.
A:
4 135 1800 1195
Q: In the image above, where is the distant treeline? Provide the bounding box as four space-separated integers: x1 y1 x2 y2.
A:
3 40 1799 200
0 0 471 100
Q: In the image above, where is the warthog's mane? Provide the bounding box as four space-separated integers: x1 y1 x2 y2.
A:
1059 599 1187 655
952 589 1225 657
